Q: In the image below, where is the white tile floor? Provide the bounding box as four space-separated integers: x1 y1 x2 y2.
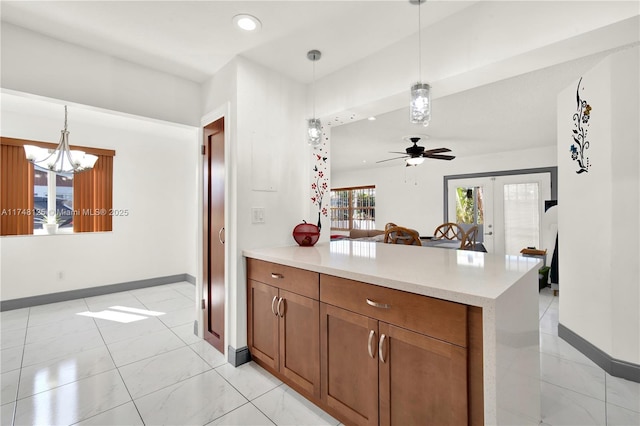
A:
1 283 638 425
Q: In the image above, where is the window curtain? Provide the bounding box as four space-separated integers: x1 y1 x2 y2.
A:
0 139 35 235
73 154 113 232
0 136 115 235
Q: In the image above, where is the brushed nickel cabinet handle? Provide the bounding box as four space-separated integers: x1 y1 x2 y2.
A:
271 273 284 279
277 297 284 317
366 298 391 309
368 330 376 359
379 334 387 363
218 227 225 244
271 296 278 316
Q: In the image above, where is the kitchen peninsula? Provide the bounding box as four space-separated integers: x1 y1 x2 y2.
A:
243 240 541 425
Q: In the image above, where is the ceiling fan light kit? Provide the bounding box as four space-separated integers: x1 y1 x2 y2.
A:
307 49 323 147
406 156 425 166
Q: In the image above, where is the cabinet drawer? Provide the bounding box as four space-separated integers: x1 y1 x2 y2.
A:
320 274 467 347
247 258 319 300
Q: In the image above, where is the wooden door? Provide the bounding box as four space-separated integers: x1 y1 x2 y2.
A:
378 323 468 426
203 118 225 353
279 289 320 398
247 279 279 371
321 303 378 426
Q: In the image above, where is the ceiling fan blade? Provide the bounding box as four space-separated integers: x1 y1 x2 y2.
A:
376 156 408 163
424 154 456 160
388 151 408 155
422 147 451 155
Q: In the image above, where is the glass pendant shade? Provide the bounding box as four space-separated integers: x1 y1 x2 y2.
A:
23 106 98 174
307 118 322 147
406 156 425 166
410 83 431 126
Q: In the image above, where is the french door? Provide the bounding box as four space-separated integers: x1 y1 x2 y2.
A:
447 173 551 255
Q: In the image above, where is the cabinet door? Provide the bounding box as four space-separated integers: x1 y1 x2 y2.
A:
321 303 378 426
247 279 279 371
378 323 468 426
279 289 320 398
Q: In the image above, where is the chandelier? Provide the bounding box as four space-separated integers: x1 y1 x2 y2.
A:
24 105 98 174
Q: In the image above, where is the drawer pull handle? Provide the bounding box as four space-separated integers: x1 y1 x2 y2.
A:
367 330 376 359
277 297 285 317
379 334 387 363
271 273 284 279
271 296 278 316
366 298 391 309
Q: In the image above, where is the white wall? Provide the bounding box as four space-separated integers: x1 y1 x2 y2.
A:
557 46 639 365
200 57 308 350
1 23 201 126
0 95 198 301
333 146 556 237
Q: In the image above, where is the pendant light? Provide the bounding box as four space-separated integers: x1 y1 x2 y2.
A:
409 0 431 127
307 49 322 147
24 105 98 173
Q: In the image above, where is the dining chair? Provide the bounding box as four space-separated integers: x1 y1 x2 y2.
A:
384 222 397 231
433 222 464 241
460 225 478 250
384 226 422 246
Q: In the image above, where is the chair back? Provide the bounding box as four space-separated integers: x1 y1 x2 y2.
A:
433 222 464 241
384 226 422 246
460 225 479 250
384 222 397 231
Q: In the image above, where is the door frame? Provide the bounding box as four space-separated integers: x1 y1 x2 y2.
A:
197 103 231 356
444 167 557 222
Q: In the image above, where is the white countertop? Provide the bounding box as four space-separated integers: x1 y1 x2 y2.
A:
243 240 541 308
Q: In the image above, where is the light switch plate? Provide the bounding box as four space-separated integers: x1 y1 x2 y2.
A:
251 207 265 224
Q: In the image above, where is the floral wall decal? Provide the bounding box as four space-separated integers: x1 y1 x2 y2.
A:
311 153 328 229
571 77 592 174
310 128 329 230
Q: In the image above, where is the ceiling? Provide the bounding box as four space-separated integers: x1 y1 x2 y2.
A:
0 0 475 84
1 1 638 172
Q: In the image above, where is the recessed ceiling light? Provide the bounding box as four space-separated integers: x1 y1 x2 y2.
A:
233 14 261 32
368 116 376 121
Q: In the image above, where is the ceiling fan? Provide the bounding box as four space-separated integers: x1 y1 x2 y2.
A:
377 136 456 166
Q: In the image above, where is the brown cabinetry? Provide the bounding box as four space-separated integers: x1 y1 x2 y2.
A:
320 274 470 426
246 259 483 425
247 259 320 398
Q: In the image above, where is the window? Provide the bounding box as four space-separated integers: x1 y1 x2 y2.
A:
33 170 74 232
1 137 115 236
330 185 375 231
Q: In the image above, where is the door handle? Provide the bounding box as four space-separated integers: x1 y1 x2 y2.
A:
379 334 387 363
271 296 278 316
484 231 493 236
367 330 376 359
218 227 225 244
277 297 285 317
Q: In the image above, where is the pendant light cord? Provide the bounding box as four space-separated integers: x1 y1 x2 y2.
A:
418 0 422 82
312 59 316 118
64 105 68 131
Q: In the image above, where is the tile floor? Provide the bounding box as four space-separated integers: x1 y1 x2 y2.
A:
1 283 638 425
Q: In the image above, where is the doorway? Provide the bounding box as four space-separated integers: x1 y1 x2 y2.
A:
203 118 225 353
446 170 553 255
